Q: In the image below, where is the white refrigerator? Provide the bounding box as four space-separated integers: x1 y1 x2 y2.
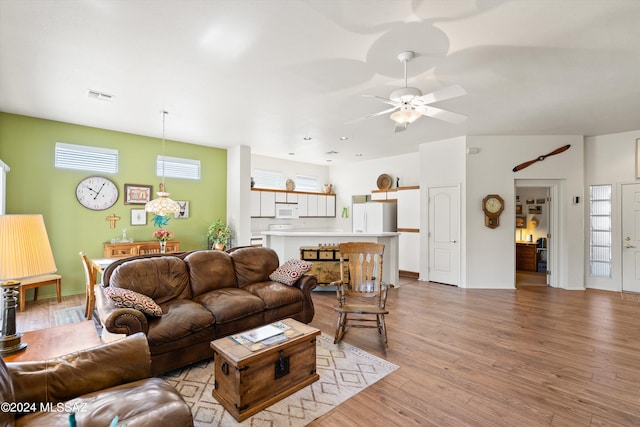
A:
352 202 397 233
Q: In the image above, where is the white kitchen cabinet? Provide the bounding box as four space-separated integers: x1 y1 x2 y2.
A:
317 194 327 216
297 193 308 216
306 194 318 216
250 190 276 217
371 189 397 201
326 194 336 217
397 186 420 229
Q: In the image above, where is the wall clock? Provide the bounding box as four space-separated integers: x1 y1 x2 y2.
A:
482 194 504 229
76 176 119 210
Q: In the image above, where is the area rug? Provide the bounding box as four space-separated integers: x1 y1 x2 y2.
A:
53 305 86 326
162 333 398 426
54 305 103 335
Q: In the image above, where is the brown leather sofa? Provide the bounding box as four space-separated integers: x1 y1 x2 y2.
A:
0 333 193 426
95 246 317 375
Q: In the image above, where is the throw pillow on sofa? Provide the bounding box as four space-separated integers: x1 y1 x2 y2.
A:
104 287 163 316
269 259 313 286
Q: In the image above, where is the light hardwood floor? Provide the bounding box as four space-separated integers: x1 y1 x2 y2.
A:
14 279 640 426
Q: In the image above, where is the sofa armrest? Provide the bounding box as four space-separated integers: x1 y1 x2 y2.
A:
291 273 318 323
7 333 151 405
95 287 149 335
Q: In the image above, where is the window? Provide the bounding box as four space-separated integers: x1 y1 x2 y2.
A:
55 142 118 173
157 156 200 180
589 185 612 278
253 169 283 189
295 174 319 192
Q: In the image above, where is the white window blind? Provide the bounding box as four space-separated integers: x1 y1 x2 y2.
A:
157 156 200 180
295 174 319 192
589 184 612 278
253 169 283 189
55 142 118 173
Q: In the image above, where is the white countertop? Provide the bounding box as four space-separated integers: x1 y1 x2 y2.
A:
261 230 400 237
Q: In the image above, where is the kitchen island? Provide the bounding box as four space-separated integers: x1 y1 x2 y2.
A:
262 231 400 285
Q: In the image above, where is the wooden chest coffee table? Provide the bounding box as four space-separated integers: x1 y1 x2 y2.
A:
210 318 320 421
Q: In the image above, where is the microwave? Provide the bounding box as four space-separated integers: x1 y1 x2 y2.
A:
275 203 299 219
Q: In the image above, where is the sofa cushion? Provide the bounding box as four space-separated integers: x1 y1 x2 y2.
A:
14 378 193 427
230 247 280 287
194 288 265 324
110 257 192 303
104 287 163 317
242 281 305 309
184 250 238 296
147 300 215 346
269 259 313 285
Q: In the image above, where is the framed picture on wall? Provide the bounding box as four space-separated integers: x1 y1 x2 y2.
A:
124 184 152 204
131 209 147 225
174 201 189 218
529 205 542 214
516 216 527 228
516 205 522 214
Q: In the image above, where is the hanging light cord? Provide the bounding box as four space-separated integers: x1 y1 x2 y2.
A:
160 110 167 191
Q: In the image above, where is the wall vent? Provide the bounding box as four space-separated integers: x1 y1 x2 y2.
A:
87 90 114 101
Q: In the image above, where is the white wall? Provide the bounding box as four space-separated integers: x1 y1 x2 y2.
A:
585 129 640 291
465 136 584 289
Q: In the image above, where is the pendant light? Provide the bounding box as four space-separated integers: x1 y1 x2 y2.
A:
145 110 181 216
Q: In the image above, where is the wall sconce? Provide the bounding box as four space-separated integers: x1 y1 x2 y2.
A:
529 216 539 228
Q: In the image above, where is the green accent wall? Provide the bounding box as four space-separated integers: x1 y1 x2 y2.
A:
0 112 227 298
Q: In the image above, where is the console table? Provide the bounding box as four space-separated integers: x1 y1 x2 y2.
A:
103 240 180 258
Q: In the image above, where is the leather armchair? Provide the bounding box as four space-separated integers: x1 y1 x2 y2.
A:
0 333 193 426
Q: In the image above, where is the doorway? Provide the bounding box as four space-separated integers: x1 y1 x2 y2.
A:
515 181 559 287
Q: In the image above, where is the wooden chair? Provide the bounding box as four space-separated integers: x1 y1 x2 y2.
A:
79 252 95 320
331 242 394 347
19 274 62 312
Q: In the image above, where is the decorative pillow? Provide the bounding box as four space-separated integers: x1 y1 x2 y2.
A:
104 287 163 317
269 259 313 286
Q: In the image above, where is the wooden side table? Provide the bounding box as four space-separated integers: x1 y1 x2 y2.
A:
2 321 101 362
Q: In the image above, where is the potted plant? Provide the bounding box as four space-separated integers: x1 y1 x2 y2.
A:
208 219 232 250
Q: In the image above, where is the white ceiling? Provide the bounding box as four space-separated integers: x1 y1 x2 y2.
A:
2 0 640 165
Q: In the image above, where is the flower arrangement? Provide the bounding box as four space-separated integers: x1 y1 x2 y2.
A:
153 228 174 242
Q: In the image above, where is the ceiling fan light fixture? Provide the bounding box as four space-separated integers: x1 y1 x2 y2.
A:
390 109 422 124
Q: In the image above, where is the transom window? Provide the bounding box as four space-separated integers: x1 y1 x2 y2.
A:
55 142 118 173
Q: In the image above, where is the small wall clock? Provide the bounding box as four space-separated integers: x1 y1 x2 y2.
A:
482 194 504 229
76 176 119 210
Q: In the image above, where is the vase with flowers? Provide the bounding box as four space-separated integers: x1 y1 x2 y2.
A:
153 228 174 253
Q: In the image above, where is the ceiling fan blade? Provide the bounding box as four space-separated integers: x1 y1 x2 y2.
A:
361 94 398 107
416 105 467 124
414 84 466 105
345 106 399 124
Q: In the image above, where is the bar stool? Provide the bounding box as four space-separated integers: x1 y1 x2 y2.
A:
18 274 62 312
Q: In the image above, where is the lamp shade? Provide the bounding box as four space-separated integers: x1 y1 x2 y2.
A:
0 215 57 281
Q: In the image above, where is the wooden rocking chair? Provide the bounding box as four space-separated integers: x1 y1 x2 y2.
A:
331 242 393 347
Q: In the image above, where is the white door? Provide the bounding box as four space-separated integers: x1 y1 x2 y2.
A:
622 183 640 293
428 186 460 285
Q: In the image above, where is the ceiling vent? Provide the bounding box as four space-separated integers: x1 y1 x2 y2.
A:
87 90 114 101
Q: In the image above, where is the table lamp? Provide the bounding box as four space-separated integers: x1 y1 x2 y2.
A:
0 215 57 355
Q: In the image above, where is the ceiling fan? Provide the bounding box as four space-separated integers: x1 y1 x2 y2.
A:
350 51 467 133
